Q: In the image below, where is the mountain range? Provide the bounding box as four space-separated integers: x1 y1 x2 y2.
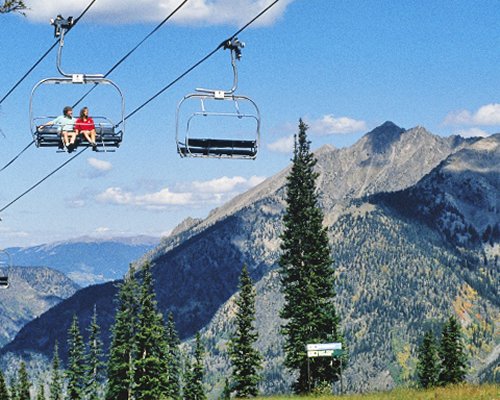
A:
1 122 498 394
5 235 159 286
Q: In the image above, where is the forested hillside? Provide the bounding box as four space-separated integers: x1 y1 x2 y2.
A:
196 202 498 395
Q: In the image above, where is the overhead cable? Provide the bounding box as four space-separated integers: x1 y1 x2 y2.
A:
0 0 190 175
0 147 88 215
73 0 190 107
0 140 35 173
124 0 280 122
0 0 98 106
0 0 280 214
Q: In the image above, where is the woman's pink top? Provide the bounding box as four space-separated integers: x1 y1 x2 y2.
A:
75 117 95 131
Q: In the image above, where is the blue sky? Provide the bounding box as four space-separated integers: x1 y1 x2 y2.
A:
0 0 498 248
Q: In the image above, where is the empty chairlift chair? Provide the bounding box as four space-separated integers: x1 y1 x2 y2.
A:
0 249 11 289
176 38 260 159
30 15 125 152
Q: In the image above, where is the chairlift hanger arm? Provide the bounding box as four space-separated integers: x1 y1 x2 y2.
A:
51 14 102 79
196 37 245 96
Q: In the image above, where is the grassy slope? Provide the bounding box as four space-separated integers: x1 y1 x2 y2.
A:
263 384 499 400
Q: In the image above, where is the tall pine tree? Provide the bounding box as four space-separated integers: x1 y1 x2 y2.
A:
106 266 140 400
184 333 206 400
439 315 468 385
134 262 170 400
49 341 63 400
416 330 440 388
228 265 262 398
0 369 9 400
9 376 18 400
86 305 104 400
165 312 182 400
66 314 86 400
17 362 30 400
36 382 46 400
279 119 344 393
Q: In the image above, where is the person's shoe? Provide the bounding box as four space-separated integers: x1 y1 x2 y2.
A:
92 143 98 151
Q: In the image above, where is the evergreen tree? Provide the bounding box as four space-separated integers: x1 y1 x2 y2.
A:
439 315 468 385
36 383 46 400
279 119 344 393
17 362 30 400
182 357 193 400
184 333 206 400
105 266 140 400
219 378 231 400
416 330 440 388
50 341 63 400
85 306 104 400
228 265 262 398
9 376 18 400
165 312 182 400
133 262 170 400
0 369 9 400
66 314 86 400
0 0 27 15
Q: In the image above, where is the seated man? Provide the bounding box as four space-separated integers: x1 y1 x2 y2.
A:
39 106 77 151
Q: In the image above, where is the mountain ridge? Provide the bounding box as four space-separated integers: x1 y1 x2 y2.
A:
6 236 159 286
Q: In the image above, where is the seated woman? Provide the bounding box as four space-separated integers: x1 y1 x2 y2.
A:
75 107 97 150
39 106 76 150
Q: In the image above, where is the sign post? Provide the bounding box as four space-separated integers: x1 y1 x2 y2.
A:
306 343 344 394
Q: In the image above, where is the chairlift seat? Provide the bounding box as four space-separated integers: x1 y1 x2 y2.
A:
36 125 66 147
34 122 121 149
180 138 257 158
187 138 256 149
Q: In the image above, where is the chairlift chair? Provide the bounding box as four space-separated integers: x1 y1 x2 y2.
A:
0 249 11 289
29 15 125 152
176 38 261 159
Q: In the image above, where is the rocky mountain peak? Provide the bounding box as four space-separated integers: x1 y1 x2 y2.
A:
363 121 406 153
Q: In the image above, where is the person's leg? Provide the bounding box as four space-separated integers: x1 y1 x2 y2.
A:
82 130 93 143
62 131 70 146
90 129 96 144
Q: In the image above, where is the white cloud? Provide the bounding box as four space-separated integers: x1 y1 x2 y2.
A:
95 226 111 234
455 128 490 138
95 175 265 210
444 103 500 126
87 157 112 171
267 135 294 153
474 104 500 125
84 158 113 179
25 0 294 25
192 176 247 193
308 115 367 135
96 187 193 207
